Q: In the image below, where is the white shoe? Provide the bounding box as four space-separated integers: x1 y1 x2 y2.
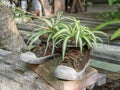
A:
20 52 55 64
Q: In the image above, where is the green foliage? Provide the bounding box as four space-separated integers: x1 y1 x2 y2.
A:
99 11 119 21
52 17 107 59
111 28 120 40
108 0 120 6
94 0 120 40
108 0 117 6
26 12 64 55
94 19 120 40
99 0 120 21
0 1 2 6
12 7 25 18
27 12 106 60
0 1 32 23
12 7 32 23
94 19 120 31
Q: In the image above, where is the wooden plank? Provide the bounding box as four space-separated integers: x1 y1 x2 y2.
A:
17 23 37 31
91 43 120 61
64 14 103 21
91 54 120 65
64 13 120 28
29 57 98 90
90 59 120 72
0 51 55 90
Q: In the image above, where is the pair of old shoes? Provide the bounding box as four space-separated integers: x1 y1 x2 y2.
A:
20 50 90 80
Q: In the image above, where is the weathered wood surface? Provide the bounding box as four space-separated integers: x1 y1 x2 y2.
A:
91 43 120 64
0 49 98 90
90 60 120 72
0 50 55 90
29 57 98 90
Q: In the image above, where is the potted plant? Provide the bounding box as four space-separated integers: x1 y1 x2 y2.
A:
20 12 107 80
53 16 107 80
20 12 64 64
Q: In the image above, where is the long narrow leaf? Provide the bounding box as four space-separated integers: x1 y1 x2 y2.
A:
28 34 40 50
41 18 52 27
111 28 120 40
93 31 108 37
51 39 55 55
83 36 93 48
95 36 103 43
62 36 70 60
75 29 80 47
52 29 66 38
79 37 83 52
28 30 49 49
44 33 53 55
94 19 120 31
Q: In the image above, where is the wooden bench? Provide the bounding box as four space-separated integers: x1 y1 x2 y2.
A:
29 57 98 90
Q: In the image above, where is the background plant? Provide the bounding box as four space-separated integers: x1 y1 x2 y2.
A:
0 1 32 23
94 0 120 40
12 7 32 23
12 7 25 18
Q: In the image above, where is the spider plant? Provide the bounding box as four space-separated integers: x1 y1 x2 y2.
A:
52 17 107 60
26 12 64 55
94 19 120 40
26 12 107 60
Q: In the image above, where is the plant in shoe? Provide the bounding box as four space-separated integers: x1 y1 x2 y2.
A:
54 17 107 80
26 12 64 55
22 12 107 80
20 12 64 64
